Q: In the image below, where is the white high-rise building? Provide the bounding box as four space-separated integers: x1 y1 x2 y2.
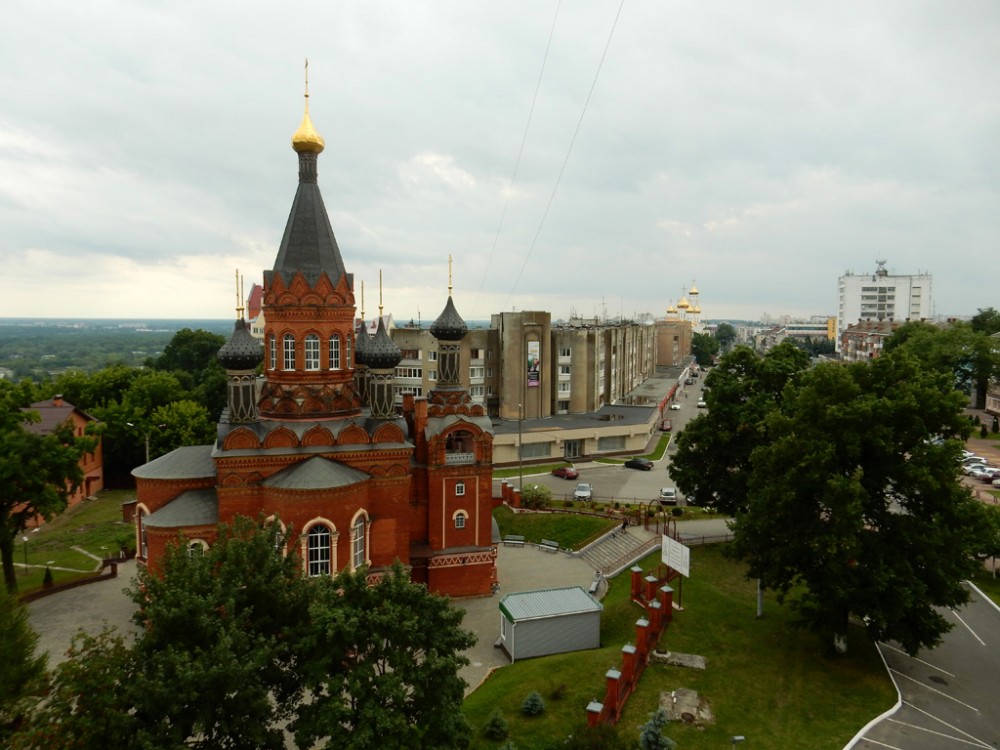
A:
836 261 932 351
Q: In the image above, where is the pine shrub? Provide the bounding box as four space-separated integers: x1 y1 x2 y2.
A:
521 690 545 716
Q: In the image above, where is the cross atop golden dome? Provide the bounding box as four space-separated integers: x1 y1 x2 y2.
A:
291 58 325 155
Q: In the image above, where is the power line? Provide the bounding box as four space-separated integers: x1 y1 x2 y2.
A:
472 0 563 318
502 0 627 312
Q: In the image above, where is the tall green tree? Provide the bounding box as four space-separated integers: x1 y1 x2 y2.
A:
125 517 310 749
671 342 810 514
0 389 98 593
293 561 476 750
714 321 737 352
690 331 720 367
886 320 1000 409
733 351 993 655
0 588 47 742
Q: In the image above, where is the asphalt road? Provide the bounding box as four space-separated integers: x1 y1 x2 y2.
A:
850 584 1000 749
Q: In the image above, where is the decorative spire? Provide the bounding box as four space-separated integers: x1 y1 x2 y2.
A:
234 269 245 321
430 260 468 343
291 58 325 155
379 269 384 317
366 316 401 370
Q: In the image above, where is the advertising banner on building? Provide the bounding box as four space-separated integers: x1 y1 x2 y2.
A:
527 340 540 388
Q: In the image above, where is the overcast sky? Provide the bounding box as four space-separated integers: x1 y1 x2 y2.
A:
2 1 997 324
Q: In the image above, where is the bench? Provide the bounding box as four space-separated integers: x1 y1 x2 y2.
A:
539 538 560 553
503 534 525 547
588 580 600 595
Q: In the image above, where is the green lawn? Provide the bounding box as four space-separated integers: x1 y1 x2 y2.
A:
14 489 135 595
463 544 895 750
493 504 618 550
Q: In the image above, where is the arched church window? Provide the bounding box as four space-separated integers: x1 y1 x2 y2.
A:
351 514 367 570
283 334 296 370
305 334 320 371
307 524 332 576
329 333 341 370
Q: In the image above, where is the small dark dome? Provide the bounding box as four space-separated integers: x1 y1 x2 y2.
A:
430 296 468 341
218 319 263 370
354 320 370 366
365 317 401 369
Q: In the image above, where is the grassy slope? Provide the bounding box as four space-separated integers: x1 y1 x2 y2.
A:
464 543 895 750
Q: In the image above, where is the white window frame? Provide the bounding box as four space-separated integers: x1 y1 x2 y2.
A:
351 514 366 570
304 334 320 371
455 481 466 497
454 512 467 530
307 524 332 577
329 334 341 370
268 334 276 370
283 334 296 370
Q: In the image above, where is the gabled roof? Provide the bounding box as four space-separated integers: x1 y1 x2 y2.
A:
23 398 98 435
500 586 602 622
262 455 369 491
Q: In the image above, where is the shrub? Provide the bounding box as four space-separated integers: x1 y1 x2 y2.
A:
981 425 989 439
638 707 677 750
549 683 567 701
43 566 54 589
671 507 683 517
482 708 509 740
521 690 545 716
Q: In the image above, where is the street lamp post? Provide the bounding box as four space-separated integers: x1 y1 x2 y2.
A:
22 535 28 575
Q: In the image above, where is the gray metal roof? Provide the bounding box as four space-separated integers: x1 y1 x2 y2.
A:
262 455 370 490
423 413 494 440
144 488 218 529
132 445 216 481
499 586 602 622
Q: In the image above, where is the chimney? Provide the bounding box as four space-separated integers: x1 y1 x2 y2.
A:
53 394 64 407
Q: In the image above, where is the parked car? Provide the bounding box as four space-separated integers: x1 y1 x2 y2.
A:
994 477 1000 488
658 419 673 432
963 463 989 475
962 455 988 465
696 399 707 408
624 457 654 471
684 378 694 385
977 467 1000 482
669 403 682 411
658 487 677 505
552 466 579 480
573 482 593 501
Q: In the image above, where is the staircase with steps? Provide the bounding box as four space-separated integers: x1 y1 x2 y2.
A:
578 527 659 577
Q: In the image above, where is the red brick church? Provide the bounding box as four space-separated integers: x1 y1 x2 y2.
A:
133 92 497 596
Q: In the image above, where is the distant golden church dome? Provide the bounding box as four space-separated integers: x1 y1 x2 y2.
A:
689 283 699 296
677 295 691 310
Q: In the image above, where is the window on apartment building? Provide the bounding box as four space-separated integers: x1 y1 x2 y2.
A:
395 367 422 379
395 386 422 399
560 365 571 375
400 348 420 360
597 436 625 451
470 385 485 397
470 348 483 359
486 367 493 377
469 367 485 378
559 347 571 357
519 442 552 459
486 386 493 396
558 383 570 393
428 351 437 361
329 334 341 369
487 349 494 359
557 400 570 413
304 334 320 371
283 334 296 370
428 370 437 381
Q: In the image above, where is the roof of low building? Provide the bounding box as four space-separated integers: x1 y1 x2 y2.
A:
500 586 602 622
144 488 219 529
132 445 216 481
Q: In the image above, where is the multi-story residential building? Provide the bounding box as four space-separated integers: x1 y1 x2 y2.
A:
839 319 903 362
837 261 932 350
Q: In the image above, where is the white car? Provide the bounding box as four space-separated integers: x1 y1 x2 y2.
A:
658 487 678 506
573 482 593 501
962 455 988 465
669 403 682 410
969 468 995 481
696 400 707 408
963 463 989 475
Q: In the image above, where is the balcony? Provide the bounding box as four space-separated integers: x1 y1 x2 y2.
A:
445 452 475 465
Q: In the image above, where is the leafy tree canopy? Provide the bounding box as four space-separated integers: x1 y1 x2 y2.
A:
0 387 98 593
10 517 477 750
690 331 720 367
732 351 993 655
714 322 737 352
0 588 47 742
671 342 810 515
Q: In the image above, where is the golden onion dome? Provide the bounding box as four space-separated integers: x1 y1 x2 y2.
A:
292 59 325 154
691 305 702 314
292 104 325 154
677 295 691 310
689 283 699 296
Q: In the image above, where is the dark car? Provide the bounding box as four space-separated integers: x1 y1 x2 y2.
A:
552 466 580 480
624 457 654 471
